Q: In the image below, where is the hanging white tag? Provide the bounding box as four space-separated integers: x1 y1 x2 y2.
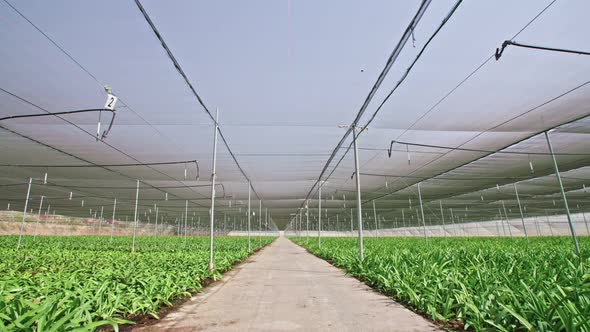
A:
69 192 72 200
104 94 118 110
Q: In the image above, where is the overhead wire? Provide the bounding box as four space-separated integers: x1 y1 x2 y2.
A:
362 0 559 196
319 0 465 201
133 0 260 201
299 0 435 211
324 0 562 205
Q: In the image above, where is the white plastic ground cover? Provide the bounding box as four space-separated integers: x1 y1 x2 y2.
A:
0 0 589 229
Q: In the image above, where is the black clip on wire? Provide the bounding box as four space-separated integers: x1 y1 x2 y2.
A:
495 40 511 60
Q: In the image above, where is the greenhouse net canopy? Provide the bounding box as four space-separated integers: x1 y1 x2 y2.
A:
0 0 589 229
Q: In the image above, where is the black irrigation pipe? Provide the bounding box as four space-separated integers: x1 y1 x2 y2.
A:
299 0 435 210
366 81 590 205
0 88 210 204
360 172 535 182
388 140 590 157
0 159 196 168
0 124 209 208
0 108 110 122
0 159 201 181
364 156 590 218
134 0 260 200
495 40 590 60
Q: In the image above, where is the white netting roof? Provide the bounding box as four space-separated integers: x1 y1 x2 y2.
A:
1 0 589 228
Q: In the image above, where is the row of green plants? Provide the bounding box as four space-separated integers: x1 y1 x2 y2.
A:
291 236 590 331
0 235 274 331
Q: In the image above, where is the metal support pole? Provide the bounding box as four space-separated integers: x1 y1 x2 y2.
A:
318 182 322 247
449 208 456 236
132 180 139 253
33 195 44 239
545 131 579 254
306 202 310 243
259 200 262 246
350 208 353 235
352 126 364 260
154 205 159 236
583 212 589 236
372 200 379 237
513 183 528 241
184 200 188 241
501 201 513 237
439 200 446 237
110 198 117 241
209 108 219 271
247 181 251 252
17 177 33 250
417 183 428 242
99 206 104 235
545 210 554 236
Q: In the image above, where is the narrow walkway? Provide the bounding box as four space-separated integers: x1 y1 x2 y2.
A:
135 237 439 331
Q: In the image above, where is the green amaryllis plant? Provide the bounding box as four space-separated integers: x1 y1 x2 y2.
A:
292 236 590 332
0 235 274 331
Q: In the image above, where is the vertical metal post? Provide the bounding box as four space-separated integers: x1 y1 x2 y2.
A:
154 205 159 236
417 183 428 242
336 214 339 236
545 210 554 236
265 208 268 235
132 180 139 253
582 212 589 236
34 195 44 239
17 177 33 250
582 211 590 235
209 108 219 271
545 131 579 254
513 183 528 241
259 200 262 246
439 200 446 237
184 200 188 241
110 198 117 241
318 182 322 247
498 208 506 236
99 206 104 235
449 208 456 236
372 200 379 237
247 181 251 252
306 202 310 243
501 200 513 237
350 208 353 235
352 126 364 260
